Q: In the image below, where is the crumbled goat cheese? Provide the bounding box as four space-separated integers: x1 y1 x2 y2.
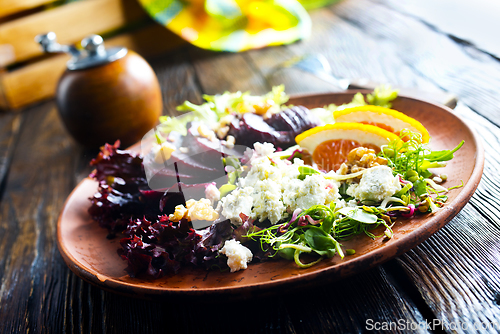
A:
251 179 286 225
220 239 253 272
205 183 220 204
220 144 340 225
254 142 275 156
347 165 401 202
283 174 339 212
220 187 254 224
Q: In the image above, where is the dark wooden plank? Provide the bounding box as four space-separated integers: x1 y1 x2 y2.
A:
378 0 500 59
282 267 431 333
97 292 296 334
2 3 500 333
246 7 448 101
0 49 208 333
388 103 500 332
333 0 500 127
324 0 500 328
188 47 270 95
247 43 341 96
150 47 205 116
0 102 76 334
397 206 500 332
0 113 23 297
0 113 22 198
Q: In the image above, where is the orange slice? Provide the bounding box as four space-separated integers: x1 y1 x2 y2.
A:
333 105 430 143
295 123 400 171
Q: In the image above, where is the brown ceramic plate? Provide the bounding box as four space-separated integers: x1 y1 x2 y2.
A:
57 92 484 300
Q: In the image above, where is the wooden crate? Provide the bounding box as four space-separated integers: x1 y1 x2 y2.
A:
0 0 185 111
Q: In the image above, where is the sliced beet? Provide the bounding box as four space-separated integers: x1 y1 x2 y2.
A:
160 182 211 205
228 107 321 150
184 123 245 168
228 112 284 147
166 150 225 184
229 112 305 149
146 166 199 190
265 105 321 134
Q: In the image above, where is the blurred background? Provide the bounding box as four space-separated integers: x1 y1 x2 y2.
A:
0 0 498 113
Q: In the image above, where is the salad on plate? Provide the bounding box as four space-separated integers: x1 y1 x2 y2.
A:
87 86 463 278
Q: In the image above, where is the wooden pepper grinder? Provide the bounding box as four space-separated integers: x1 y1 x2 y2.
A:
36 32 162 148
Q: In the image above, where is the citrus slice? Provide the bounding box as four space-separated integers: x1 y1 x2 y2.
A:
295 123 400 171
333 105 430 143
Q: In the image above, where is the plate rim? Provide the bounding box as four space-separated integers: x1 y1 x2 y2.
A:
57 91 485 298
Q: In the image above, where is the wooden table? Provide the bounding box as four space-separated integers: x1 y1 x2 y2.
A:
1 1 500 333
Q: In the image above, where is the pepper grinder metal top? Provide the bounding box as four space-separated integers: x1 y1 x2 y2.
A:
35 32 128 70
34 32 163 148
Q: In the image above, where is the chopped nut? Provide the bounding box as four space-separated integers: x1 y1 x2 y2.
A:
360 152 377 164
169 204 188 222
216 125 230 139
343 146 388 179
197 125 217 142
433 176 443 183
186 198 219 221
225 135 236 148
376 156 388 165
179 147 189 154
213 115 235 139
169 199 219 223
347 147 369 164
337 163 349 175
351 165 365 174
219 114 235 126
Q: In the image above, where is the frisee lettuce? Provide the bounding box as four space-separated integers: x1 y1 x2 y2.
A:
366 84 399 108
310 85 399 124
158 85 289 136
156 85 398 136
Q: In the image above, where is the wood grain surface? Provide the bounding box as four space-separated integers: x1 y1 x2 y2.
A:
1 0 500 333
0 0 57 19
0 0 148 66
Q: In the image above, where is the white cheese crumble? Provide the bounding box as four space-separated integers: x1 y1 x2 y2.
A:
220 187 254 224
347 165 401 202
205 183 221 204
220 143 340 225
220 239 253 272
